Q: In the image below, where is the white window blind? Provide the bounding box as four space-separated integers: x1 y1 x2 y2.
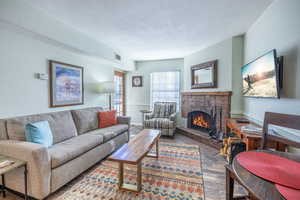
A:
150 71 180 109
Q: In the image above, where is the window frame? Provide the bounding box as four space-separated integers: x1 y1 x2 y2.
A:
150 70 181 110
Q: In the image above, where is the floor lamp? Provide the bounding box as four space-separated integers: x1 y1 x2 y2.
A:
97 81 114 110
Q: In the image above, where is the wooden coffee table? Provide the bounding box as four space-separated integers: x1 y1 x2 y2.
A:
108 129 161 192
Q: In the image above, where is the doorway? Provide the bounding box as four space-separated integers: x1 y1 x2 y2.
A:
114 71 125 116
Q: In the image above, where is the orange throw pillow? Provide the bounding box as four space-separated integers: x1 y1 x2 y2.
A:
98 110 117 128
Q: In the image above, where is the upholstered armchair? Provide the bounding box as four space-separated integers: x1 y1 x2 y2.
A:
143 102 177 137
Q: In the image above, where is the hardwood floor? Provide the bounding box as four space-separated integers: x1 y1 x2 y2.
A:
1 126 245 200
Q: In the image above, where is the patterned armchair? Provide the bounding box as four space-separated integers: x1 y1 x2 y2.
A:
143 102 177 137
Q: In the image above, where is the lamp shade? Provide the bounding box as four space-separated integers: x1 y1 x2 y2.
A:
97 81 114 94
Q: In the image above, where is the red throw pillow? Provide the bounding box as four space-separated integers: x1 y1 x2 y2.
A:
98 110 117 128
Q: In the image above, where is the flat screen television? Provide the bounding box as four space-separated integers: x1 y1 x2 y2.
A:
242 49 280 98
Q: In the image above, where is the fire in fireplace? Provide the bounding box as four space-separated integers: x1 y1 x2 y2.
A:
193 115 209 128
187 110 217 137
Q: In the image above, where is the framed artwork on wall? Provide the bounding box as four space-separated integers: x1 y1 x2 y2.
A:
191 60 217 89
49 60 84 107
132 76 143 87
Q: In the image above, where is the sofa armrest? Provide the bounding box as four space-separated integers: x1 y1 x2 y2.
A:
117 116 131 126
0 140 51 199
169 113 177 121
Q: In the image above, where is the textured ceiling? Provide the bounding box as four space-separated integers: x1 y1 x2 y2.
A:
24 0 273 60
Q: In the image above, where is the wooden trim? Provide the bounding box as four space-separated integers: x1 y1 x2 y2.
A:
114 71 126 115
114 71 124 76
181 91 232 96
49 60 84 108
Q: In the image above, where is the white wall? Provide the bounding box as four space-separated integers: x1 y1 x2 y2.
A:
183 36 244 116
232 36 245 115
184 38 233 92
0 23 114 118
126 59 184 124
0 0 134 71
0 0 136 118
244 0 300 123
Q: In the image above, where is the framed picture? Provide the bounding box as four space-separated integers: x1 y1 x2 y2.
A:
132 76 143 87
49 60 84 107
191 60 217 89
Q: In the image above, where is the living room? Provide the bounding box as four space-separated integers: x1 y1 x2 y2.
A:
0 0 300 200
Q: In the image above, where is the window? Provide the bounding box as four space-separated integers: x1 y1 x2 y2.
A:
150 71 180 109
114 71 125 116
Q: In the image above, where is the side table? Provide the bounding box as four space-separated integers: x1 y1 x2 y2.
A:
226 118 286 151
140 110 151 128
0 155 27 200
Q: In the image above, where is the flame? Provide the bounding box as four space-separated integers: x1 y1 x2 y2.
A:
193 116 209 128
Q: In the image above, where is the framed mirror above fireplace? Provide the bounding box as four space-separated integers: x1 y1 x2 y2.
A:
191 60 217 89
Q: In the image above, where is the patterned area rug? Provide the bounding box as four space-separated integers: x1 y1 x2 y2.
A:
57 142 204 200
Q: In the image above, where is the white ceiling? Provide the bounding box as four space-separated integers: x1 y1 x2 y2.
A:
24 0 273 60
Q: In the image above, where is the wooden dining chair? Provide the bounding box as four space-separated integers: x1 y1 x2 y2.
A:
226 112 300 200
261 112 300 150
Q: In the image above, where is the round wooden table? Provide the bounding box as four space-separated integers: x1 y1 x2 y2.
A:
232 150 300 200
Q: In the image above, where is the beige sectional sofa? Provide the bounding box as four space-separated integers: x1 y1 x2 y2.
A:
0 107 130 199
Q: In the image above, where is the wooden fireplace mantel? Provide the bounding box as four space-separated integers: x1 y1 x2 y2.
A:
181 91 232 96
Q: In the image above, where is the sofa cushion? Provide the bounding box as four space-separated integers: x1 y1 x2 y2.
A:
0 120 8 140
87 124 128 142
71 107 103 135
144 118 175 129
49 134 104 169
6 111 77 144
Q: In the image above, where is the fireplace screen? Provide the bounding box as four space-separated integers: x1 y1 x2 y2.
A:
187 111 216 134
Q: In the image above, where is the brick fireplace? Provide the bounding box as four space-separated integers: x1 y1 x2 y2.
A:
178 91 232 148
181 91 232 132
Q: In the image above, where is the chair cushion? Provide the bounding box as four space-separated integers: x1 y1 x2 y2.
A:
144 118 175 129
6 111 77 144
25 121 53 148
98 110 117 128
71 107 103 135
87 124 128 142
153 102 176 118
49 134 104 168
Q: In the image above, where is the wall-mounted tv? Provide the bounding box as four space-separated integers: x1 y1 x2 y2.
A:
242 49 281 98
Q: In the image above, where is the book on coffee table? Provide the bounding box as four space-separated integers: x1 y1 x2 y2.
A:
241 125 263 133
0 160 15 168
